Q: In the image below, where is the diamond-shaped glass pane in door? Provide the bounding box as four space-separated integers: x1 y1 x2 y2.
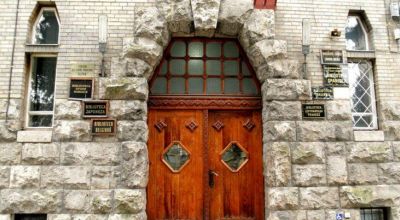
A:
221 142 249 172
162 141 191 173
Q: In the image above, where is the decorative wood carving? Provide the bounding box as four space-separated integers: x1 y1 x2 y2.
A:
243 119 255 131
185 119 198 132
212 120 224 131
149 96 262 110
155 120 167 132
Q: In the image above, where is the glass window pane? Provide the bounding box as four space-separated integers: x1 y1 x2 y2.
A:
207 78 221 94
345 16 367 50
224 61 239 76
224 78 240 94
223 42 239 58
206 60 221 75
206 42 221 57
242 61 251 76
29 115 53 127
188 78 203 94
160 61 168 75
171 41 186 57
189 42 203 57
33 10 59 44
151 77 167 94
29 57 57 112
243 78 258 95
170 77 185 94
163 143 190 172
188 60 203 75
221 143 248 171
170 59 186 75
353 115 373 128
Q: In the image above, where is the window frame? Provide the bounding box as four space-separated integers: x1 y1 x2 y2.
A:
348 59 378 130
31 7 61 45
346 15 370 51
25 54 58 129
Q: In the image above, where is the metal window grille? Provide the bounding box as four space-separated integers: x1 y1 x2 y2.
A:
348 60 378 129
14 214 47 220
360 208 388 220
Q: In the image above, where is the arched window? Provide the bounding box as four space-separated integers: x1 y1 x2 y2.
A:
31 7 60 44
345 15 370 51
150 38 260 97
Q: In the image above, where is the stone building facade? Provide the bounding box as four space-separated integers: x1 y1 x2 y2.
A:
0 0 400 219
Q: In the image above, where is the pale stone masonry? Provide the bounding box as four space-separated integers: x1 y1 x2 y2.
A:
1 0 400 220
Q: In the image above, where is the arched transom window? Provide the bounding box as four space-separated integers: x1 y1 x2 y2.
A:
150 38 260 96
345 15 370 51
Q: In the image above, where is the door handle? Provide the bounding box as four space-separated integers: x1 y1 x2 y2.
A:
208 170 219 188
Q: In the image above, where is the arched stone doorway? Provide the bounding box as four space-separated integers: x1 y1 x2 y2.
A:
147 38 264 219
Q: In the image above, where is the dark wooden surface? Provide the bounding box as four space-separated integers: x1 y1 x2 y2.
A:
147 110 264 220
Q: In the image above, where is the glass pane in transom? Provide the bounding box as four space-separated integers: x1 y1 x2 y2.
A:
224 42 239 58
188 78 204 94
151 77 167 94
170 77 185 94
189 60 204 75
171 41 186 57
33 10 59 44
189 42 203 57
206 42 221 57
170 59 186 75
207 78 221 94
224 78 240 94
224 61 239 76
206 60 221 75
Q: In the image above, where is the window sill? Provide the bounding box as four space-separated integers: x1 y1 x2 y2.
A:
353 130 384 142
346 50 375 59
17 130 53 143
25 44 59 53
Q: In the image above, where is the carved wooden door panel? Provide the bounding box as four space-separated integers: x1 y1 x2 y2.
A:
147 110 263 220
147 110 205 220
208 111 264 220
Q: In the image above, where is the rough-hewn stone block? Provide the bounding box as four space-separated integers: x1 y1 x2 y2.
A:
293 165 326 186
262 79 312 101
134 6 169 47
64 190 91 213
263 121 296 142
10 166 40 188
91 167 113 189
263 101 301 121
0 121 17 142
326 100 352 120
47 214 71 220
61 142 120 166
265 142 291 187
0 189 61 213
54 100 82 120
109 100 147 121
53 120 91 142
91 190 113 213
108 213 147 220
191 0 221 37
63 166 91 189
99 77 148 101
383 121 400 140
0 143 21 165
340 185 400 208
0 167 10 189
297 121 353 142
378 163 400 184
156 0 193 34
122 37 163 67
300 187 339 209
247 40 287 70
217 0 253 36
326 142 346 156
348 163 379 185
120 142 149 188
21 143 59 165
268 187 299 210
327 156 347 185
117 121 148 142
257 59 302 83
111 58 153 80
291 142 325 164
114 189 146 214
41 166 64 189
17 130 53 143
347 142 392 163
380 101 400 121
267 210 306 220
239 9 275 49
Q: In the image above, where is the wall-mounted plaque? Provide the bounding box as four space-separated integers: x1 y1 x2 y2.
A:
91 118 116 135
323 65 349 87
320 50 344 64
69 78 94 100
312 86 334 100
302 104 325 119
83 101 109 118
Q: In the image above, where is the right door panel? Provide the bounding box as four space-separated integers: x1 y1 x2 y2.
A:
208 111 264 220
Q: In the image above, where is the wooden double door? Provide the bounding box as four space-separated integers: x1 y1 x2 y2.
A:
147 109 264 220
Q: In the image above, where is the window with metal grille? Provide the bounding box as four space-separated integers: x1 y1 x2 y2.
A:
348 60 378 129
14 214 47 220
360 208 388 220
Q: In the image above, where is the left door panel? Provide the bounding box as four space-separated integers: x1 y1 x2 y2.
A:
147 110 205 220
